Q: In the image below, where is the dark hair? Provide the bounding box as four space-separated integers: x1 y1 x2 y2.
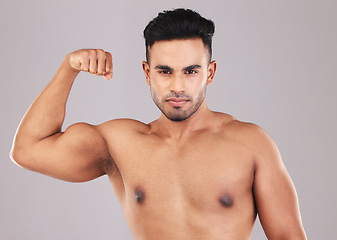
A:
143 8 215 62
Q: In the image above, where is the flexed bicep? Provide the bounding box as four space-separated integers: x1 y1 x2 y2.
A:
15 122 112 182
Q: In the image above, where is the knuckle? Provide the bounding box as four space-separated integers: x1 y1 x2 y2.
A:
80 51 89 59
106 52 112 59
88 49 97 57
97 48 105 54
96 50 105 58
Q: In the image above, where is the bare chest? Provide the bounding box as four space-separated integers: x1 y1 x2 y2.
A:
110 135 256 212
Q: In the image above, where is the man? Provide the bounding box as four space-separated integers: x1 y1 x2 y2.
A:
10 8 306 239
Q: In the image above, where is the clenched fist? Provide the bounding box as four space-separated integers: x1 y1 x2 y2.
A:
66 49 113 80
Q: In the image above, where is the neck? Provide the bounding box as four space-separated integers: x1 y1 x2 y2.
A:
152 101 213 140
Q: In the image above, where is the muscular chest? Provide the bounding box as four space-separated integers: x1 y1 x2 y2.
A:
111 135 255 212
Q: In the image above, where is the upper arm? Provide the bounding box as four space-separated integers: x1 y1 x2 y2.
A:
251 125 306 239
13 122 112 182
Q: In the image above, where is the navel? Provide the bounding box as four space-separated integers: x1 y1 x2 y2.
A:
134 188 145 204
219 193 234 208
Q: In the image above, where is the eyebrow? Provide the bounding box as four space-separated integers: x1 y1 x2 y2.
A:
154 64 202 71
183 65 202 71
154 65 173 71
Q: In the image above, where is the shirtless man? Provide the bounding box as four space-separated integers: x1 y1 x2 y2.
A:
10 8 306 239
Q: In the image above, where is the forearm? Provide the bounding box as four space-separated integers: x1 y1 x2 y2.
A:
10 49 113 168
12 56 79 154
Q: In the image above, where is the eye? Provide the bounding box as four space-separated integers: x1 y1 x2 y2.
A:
159 70 171 74
186 70 197 74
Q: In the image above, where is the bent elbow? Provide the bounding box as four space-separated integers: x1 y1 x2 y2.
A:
9 146 32 170
10 147 23 168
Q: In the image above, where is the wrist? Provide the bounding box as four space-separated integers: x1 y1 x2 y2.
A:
62 54 81 74
60 57 81 77
51 58 80 84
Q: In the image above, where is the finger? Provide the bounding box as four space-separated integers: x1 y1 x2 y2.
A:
88 50 98 74
96 49 106 75
105 52 113 74
103 73 112 80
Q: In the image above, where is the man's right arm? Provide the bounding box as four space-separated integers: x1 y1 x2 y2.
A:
10 49 114 182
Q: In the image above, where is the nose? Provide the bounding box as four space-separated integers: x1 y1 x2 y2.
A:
170 74 185 93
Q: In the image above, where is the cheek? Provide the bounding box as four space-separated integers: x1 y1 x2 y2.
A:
186 75 206 91
149 79 165 98
149 75 170 90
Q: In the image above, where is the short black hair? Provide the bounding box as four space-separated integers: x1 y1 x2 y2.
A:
143 8 215 62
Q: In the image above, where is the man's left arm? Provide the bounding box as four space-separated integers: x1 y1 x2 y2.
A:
252 125 307 240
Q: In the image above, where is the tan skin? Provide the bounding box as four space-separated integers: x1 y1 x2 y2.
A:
10 39 306 239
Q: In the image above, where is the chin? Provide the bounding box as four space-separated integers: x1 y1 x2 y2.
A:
165 110 195 122
168 116 188 122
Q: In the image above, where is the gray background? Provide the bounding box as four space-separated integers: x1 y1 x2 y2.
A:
1 0 336 239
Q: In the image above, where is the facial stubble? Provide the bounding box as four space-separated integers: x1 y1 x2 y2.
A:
150 83 207 122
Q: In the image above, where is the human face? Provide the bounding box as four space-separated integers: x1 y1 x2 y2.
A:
142 39 216 122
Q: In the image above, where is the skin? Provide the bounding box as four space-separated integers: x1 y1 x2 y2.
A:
10 39 306 239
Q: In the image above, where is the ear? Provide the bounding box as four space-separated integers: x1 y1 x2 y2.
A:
142 61 151 86
206 60 217 85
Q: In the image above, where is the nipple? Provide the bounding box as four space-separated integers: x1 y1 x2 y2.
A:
219 193 234 208
134 188 145 204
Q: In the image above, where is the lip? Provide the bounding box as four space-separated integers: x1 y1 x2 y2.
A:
166 98 189 107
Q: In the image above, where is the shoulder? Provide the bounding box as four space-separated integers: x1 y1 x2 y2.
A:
98 118 149 130
64 119 149 138
95 118 151 139
217 115 279 162
218 114 271 145
214 112 263 138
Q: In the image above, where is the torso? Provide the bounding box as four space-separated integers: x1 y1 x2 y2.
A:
100 112 258 240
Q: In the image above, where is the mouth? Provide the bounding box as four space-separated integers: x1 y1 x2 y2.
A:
166 98 189 107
